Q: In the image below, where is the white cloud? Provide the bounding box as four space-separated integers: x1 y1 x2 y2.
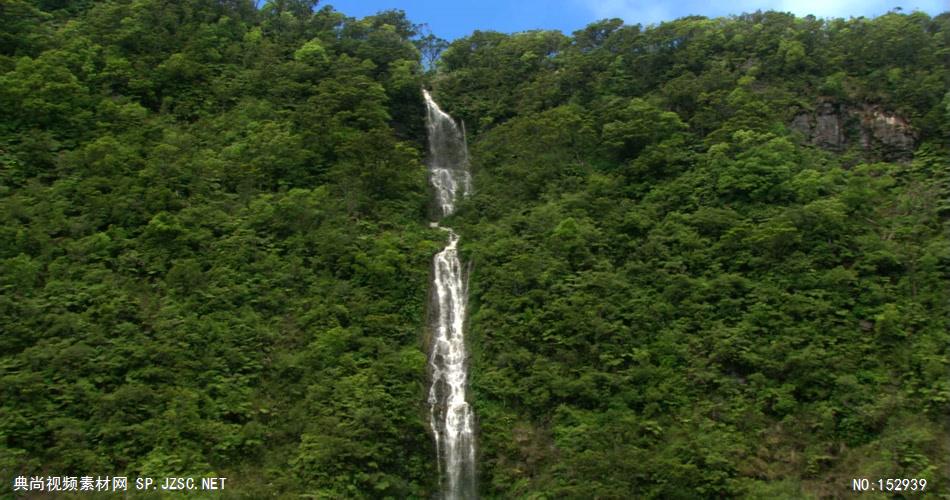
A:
777 0 945 18
579 0 674 25
574 0 947 25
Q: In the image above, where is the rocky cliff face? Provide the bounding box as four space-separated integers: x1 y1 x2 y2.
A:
790 101 917 161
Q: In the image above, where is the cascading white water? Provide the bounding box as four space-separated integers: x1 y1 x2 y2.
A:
423 90 471 218
423 89 477 500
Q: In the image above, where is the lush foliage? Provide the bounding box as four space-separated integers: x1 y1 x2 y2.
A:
1 1 441 497
3 2 950 498
432 10 950 499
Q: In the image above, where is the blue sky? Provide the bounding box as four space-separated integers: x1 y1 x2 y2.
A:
324 0 947 40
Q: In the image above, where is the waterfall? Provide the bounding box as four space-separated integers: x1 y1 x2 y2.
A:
423 90 472 218
423 89 477 500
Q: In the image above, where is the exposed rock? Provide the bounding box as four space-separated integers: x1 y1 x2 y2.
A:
860 110 916 159
790 101 917 161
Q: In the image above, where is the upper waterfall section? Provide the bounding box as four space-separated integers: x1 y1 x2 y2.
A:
423 89 471 219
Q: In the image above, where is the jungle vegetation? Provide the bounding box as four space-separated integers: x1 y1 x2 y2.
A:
1 1 949 498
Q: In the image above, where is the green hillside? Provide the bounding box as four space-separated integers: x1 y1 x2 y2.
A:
433 12 950 498
2 1 439 497
1 1 948 498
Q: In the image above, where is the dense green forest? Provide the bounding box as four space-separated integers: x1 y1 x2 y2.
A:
1 1 440 497
2 1 949 498
435 11 950 499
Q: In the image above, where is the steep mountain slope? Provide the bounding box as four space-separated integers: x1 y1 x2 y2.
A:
3 2 949 498
1 1 439 496
432 11 950 498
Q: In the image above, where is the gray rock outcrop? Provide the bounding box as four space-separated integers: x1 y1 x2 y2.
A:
790 101 917 161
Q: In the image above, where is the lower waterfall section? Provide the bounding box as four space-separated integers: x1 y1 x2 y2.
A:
427 228 477 499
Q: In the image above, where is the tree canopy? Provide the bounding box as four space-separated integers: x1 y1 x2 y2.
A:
2 1 441 496
431 10 950 499
2 2 949 498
